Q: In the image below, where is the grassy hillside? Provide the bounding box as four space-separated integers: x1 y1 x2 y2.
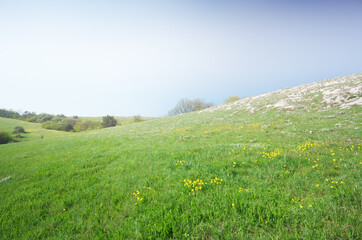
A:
0 117 71 141
79 116 157 125
0 74 361 239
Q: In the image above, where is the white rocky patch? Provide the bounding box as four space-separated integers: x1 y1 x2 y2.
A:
200 73 362 113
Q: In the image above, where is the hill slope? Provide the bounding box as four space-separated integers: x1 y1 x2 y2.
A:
0 117 71 141
202 73 362 113
0 74 361 239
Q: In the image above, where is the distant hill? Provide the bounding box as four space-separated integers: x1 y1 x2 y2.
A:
201 73 362 113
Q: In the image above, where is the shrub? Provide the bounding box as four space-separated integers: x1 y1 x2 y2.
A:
168 98 214 116
102 115 117 128
12 126 25 134
41 118 79 132
61 118 79 131
224 96 241 104
133 115 143 122
27 116 38 122
12 134 23 142
60 122 74 132
74 121 101 132
42 121 62 130
0 130 12 144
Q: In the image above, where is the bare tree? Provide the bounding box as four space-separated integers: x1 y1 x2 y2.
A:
168 98 214 116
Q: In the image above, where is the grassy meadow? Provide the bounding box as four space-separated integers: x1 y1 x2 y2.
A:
0 106 361 239
79 116 156 126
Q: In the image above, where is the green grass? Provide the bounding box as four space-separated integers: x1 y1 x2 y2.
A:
0 117 71 141
79 116 156 125
0 107 361 239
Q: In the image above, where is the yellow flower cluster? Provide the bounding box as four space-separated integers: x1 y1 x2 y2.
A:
210 177 223 184
176 160 186 166
300 205 313 208
312 164 318 169
133 190 143 205
339 145 357 151
324 178 344 188
239 123 261 130
262 148 282 160
238 187 249 192
296 140 319 152
184 179 206 192
291 195 313 209
203 125 232 134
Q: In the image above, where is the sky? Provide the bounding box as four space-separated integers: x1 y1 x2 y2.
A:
0 0 361 117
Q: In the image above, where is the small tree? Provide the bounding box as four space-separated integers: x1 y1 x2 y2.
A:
133 115 142 123
0 130 12 144
168 98 214 116
60 118 80 132
224 96 241 104
38 113 54 123
102 115 117 128
12 126 25 134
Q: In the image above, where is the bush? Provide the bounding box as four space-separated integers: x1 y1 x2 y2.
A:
41 118 79 132
224 96 241 104
61 118 79 131
42 121 63 130
168 98 214 116
0 130 12 144
12 126 25 134
133 115 143 123
74 121 101 132
102 115 117 128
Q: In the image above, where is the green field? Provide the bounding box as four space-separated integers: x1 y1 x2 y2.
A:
79 116 156 126
1 102 361 239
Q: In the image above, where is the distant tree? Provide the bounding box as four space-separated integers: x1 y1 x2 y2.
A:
102 115 117 128
168 98 214 116
133 115 142 123
52 116 65 122
37 113 54 123
224 96 241 104
12 126 25 134
0 109 20 119
21 111 37 121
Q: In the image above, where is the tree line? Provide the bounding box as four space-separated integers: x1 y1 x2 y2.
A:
0 109 118 132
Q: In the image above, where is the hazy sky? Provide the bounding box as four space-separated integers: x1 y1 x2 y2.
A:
1 0 361 117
